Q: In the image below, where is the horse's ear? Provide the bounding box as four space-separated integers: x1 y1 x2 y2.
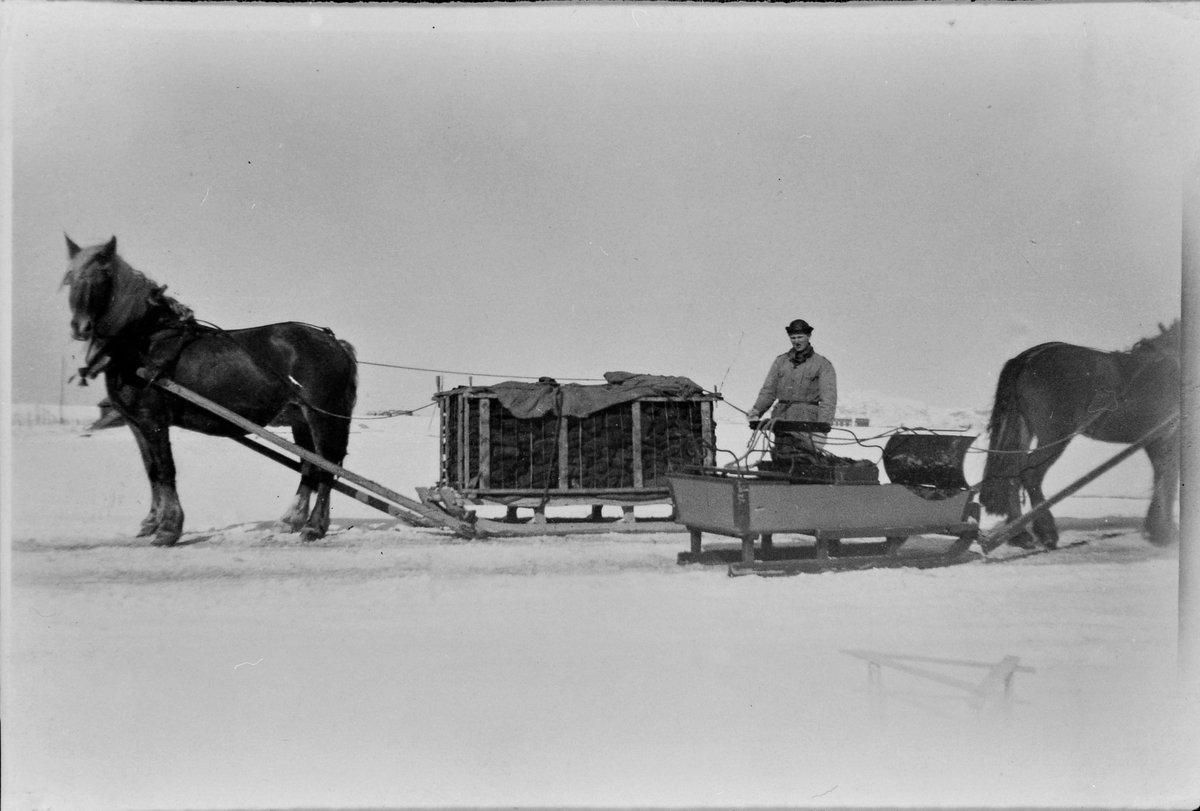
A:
66 235 81 258
98 236 117 261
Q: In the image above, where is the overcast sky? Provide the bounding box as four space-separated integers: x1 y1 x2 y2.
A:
4 2 1197 415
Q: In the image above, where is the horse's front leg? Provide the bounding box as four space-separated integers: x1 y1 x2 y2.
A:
129 426 164 536
131 420 184 546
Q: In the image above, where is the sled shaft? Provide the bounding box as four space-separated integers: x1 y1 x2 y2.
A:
149 376 477 537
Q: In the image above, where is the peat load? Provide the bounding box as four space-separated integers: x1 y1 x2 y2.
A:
435 372 720 506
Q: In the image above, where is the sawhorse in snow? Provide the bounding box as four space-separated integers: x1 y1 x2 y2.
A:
841 649 1035 712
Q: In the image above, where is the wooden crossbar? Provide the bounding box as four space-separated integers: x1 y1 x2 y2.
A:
843 650 1035 673
842 649 1032 709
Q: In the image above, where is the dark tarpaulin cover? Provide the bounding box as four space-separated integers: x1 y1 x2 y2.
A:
471 371 706 419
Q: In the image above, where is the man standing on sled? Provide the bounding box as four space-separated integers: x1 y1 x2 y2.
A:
746 319 838 465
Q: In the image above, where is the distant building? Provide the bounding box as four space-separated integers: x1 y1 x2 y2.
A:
831 417 870 428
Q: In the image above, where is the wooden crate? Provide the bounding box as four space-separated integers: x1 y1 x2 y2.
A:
435 387 719 507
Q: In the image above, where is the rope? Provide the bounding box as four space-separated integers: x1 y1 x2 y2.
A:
357 359 604 382
358 402 438 420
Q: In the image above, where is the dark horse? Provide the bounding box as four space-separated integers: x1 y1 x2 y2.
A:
979 321 1180 549
63 236 358 546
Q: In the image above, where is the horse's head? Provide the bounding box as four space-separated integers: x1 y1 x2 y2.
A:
62 235 184 343
63 235 118 341
1156 319 1181 355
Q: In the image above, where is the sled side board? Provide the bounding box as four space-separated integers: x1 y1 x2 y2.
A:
667 472 973 537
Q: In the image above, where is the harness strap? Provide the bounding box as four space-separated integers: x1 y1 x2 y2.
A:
138 321 205 385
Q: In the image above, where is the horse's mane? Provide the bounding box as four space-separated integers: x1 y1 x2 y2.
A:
66 242 199 382
89 250 195 336
143 277 195 324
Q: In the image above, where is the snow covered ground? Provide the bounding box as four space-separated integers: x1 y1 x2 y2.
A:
4 415 1197 810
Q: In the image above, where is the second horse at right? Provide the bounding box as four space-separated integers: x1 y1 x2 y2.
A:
979 321 1181 550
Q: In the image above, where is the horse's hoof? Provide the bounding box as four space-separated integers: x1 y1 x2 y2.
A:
151 533 180 547
300 527 324 543
137 521 159 537
272 520 301 534
1145 529 1179 548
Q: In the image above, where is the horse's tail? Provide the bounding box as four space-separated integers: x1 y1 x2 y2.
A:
979 355 1032 516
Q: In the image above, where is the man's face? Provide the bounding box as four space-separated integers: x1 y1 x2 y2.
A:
789 332 811 352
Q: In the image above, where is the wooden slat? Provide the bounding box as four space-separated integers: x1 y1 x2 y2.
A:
479 398 491 489
631 401 644 488
701 401 715 466
458 394 468 490
438 398 449 487
558 410 569 490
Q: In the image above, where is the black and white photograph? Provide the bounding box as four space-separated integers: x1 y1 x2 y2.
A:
2 2 1198 809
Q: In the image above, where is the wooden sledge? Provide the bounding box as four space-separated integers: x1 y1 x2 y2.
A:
152 376 683 539
669 433 981 575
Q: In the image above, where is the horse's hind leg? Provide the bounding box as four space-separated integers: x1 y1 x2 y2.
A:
299 411 351 542
1021 441 1070 549
274 468 314 534
998 475 1038 549
274 424 316 534
1144 435 1179 546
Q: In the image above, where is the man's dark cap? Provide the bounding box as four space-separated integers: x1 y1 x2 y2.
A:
785 319 814 335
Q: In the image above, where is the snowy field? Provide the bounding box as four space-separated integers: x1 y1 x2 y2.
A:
4 413 1197 810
